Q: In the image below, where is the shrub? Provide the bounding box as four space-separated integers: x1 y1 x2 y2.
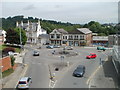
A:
10 56 15 66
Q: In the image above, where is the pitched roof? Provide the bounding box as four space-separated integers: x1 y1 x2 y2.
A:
57 28 68 34
77 28 92 34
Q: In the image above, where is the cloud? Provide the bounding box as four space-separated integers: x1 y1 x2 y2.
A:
23 4 36 10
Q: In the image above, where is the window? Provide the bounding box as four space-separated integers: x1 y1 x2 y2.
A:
80 35 84 40
51 34 54 38
65 36 67 39
57 34 60 38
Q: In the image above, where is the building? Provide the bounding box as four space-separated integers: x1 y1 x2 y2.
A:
38 34 50 45
108 35 119 47
50 28 68 45
16 20 47 44
49 28 92 46
0 30 6 45
92 36 108 46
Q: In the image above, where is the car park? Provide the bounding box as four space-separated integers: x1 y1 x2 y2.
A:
46 45 54 49
17 77 32 89
33 51 39 56
97 46 106 51
73 65 85 77
86 53 97 59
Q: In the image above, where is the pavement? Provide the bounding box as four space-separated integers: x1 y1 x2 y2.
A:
0 49 28 89
88 56 119 88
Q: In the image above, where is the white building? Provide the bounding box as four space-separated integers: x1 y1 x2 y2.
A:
16 20 47 44
0 30 6 45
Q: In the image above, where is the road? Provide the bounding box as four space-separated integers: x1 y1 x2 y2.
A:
23 45 111 88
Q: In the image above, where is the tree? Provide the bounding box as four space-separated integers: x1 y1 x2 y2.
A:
5 28 27 45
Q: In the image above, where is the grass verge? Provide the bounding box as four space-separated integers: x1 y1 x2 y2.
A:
2 68 14 78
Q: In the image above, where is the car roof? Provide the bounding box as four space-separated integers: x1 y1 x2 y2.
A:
19 77 29 81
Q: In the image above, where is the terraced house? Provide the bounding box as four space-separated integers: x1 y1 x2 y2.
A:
49 28 92 46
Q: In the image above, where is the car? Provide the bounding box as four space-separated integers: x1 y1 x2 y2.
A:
17 77 32 89
53 45 60 48
46 45 54 49
8 51 19 56
73 65 85 77
86 53 97 59
33 51 39 56
63 46 73 50
97 46 106 51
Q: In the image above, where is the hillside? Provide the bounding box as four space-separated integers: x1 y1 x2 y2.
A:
1 15 118 35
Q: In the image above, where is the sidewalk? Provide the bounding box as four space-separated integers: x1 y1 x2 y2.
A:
1 49 28 89
89 57 119 88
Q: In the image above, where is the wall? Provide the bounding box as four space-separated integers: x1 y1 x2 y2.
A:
0 56 12 72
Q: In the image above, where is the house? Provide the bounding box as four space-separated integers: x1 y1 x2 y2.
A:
0 30 6 45
68 28 92 46
92 36 108 46
49 28 92 46
50 28 68 45
16 20 47 44
38 34 50 45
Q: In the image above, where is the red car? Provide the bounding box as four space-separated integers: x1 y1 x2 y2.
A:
86 53 97 59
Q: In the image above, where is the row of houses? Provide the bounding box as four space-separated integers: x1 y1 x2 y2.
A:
16 20 92 46
0 20 118 47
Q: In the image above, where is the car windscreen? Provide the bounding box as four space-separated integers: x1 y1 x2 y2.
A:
19 81 26 84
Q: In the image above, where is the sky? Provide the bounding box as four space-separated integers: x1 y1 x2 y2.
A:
1 0 120 24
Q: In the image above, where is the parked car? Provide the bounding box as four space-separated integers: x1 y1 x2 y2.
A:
73 65 85 77
46 45 54 49
17 77 32 89
53 45 60 48
33 51 39 56
8 51 19 56
63 46 73 50
97 46 106 51
86 53 97 59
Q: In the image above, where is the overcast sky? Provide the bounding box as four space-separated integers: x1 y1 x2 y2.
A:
1 0 119 24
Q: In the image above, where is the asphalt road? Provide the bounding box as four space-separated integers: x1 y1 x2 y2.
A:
54 47 111 88
23 45 111 88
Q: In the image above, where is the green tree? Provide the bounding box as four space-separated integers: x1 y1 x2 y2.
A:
10 56 15 66
5 28 27 45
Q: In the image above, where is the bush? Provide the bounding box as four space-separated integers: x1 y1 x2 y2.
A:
10 56 15 66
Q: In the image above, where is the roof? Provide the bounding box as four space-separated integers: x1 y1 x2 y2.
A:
93 36 108 41
57 28 68 34
39 34 49 38
77 28 92 34
19 77 29 81
68 28 92 34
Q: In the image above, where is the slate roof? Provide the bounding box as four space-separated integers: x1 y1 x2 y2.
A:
57 28 68 34
68 28 92 34
39 34 49 38
77 28 92 34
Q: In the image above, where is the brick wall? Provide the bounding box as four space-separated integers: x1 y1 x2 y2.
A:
0 56 12 72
